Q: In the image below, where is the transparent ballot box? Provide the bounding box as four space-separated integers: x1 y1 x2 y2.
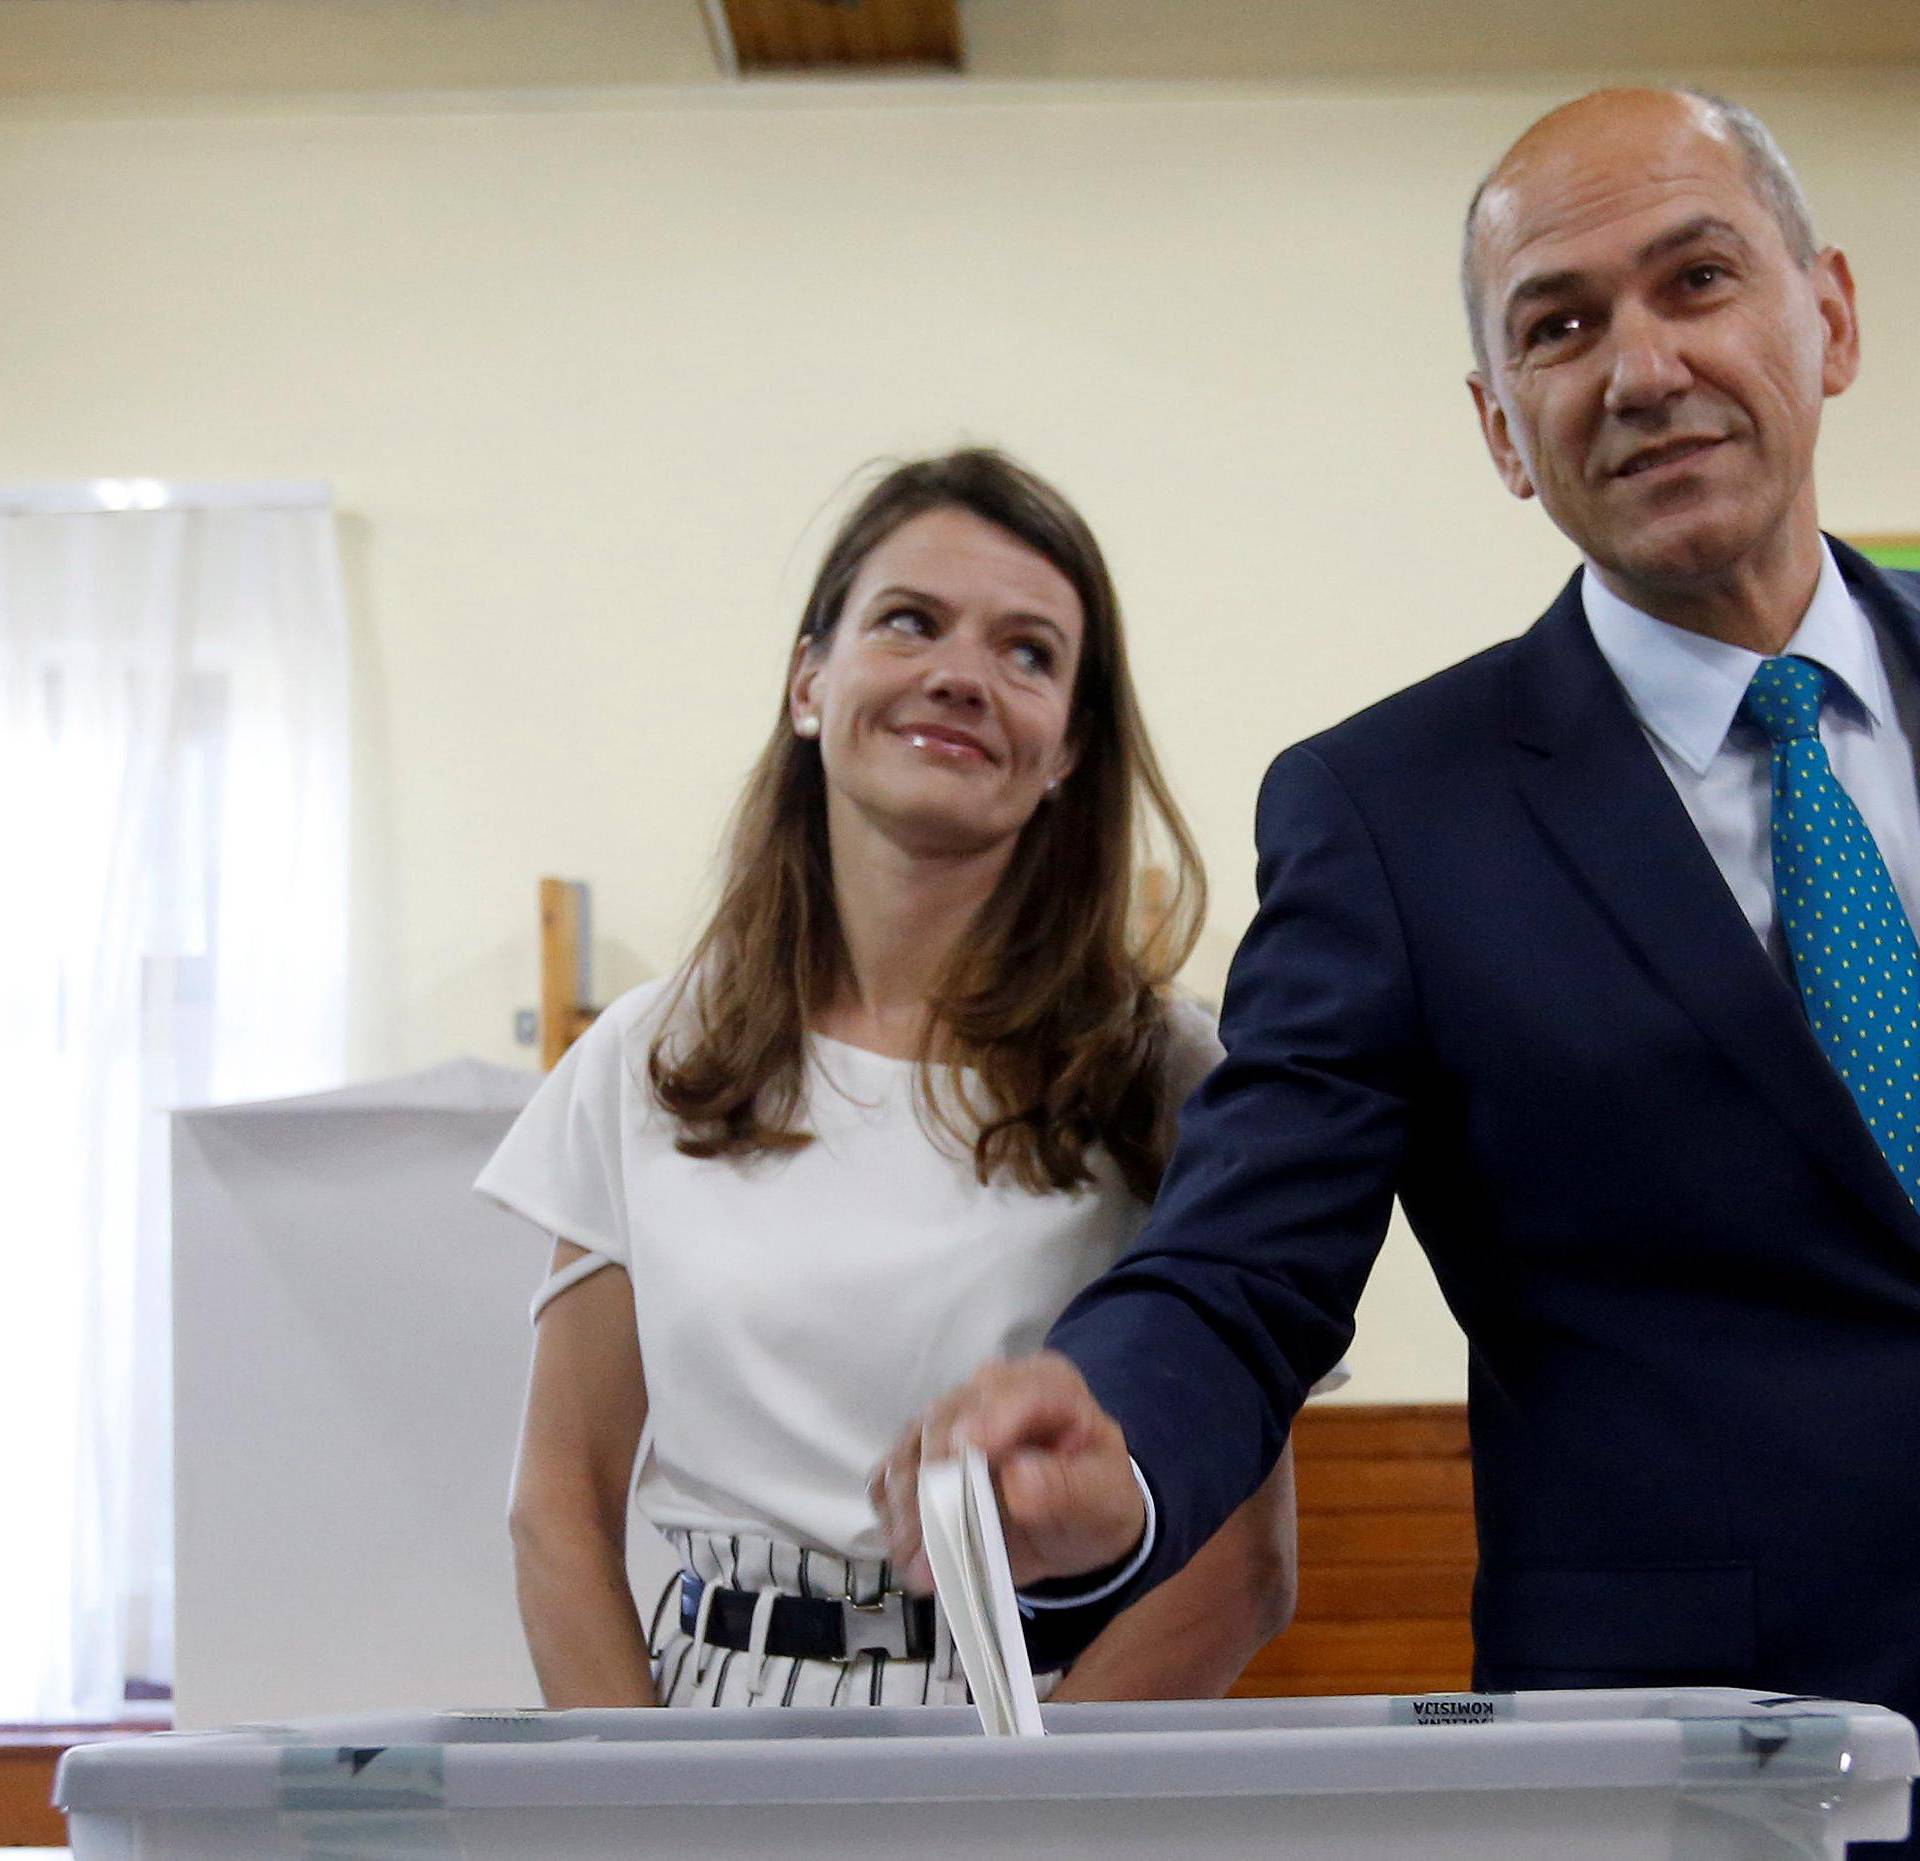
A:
57 1687 1917 1860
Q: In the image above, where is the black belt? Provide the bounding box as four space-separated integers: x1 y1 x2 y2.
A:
679 1574 939 1662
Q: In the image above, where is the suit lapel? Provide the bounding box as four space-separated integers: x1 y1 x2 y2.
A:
1506 570 1920 1247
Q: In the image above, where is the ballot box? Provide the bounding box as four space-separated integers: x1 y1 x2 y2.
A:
57 1687 1917 1859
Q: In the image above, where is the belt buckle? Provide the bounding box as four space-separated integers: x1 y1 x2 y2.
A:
839 1563 907 1661
839 1594 909 1661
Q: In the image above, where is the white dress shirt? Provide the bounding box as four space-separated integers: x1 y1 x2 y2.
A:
1583 542 1920 966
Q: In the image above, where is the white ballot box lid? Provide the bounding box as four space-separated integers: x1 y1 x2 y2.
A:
58 1688 1919 1861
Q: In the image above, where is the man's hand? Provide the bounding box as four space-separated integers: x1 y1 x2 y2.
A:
871 1351 1145 1593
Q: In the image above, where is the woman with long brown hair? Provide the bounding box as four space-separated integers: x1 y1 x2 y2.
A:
479 449 1323 1708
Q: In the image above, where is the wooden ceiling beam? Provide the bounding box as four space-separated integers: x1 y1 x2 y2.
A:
716 0 961 73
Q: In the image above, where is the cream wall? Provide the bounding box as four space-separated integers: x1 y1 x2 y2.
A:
3 74 1916 1400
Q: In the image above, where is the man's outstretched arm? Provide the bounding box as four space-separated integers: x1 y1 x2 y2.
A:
878 744 1418 1645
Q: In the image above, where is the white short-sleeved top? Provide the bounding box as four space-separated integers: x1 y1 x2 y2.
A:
476 980 1342 1561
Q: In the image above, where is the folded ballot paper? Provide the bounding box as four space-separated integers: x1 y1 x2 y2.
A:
918 1448 1047 1737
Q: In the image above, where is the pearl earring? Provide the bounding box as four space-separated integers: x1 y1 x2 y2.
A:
795 714 820 739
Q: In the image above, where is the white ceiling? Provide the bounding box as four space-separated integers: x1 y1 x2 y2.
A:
1 0 1916 99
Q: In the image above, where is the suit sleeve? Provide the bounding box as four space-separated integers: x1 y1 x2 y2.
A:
1045 743 1420 1636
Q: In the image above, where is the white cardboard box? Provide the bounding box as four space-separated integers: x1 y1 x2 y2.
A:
57 1688 1918 1859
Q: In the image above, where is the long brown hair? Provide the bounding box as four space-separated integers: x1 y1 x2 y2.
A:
647 448 1206 1201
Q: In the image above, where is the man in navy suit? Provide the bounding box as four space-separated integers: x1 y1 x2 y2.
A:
877 85 1920 1850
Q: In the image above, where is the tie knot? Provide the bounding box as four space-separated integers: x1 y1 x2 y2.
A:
1739 655 1827 744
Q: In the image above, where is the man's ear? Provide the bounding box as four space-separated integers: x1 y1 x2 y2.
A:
1468 372 1537 501
1813 246 1861 400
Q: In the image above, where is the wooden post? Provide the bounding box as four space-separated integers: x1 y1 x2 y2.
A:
538 877 591 1071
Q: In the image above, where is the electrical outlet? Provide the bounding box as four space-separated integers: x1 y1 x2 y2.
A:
513 1009 538 1046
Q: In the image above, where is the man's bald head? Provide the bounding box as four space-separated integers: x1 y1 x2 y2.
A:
1461 88 1819 375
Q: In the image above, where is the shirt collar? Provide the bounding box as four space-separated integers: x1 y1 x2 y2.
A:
1581 541 1890 776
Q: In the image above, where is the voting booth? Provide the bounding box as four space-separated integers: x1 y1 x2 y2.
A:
58 1688 1918 1859
170 1060 679 1729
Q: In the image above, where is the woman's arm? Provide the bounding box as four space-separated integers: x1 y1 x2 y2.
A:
1046 1442 1298 1701
508 1238 659 1707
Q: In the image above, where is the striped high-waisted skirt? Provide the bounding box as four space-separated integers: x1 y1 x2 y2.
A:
649 1529 1061 1710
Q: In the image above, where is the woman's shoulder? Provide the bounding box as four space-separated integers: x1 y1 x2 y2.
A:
474 977 688 1255
1159 989 1220 1051
533 975 693 1119
1157 990 1224 1102
575 973 701 1066
592 975 683 1044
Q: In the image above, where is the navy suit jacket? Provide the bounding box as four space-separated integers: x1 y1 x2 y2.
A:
1052 539 1920 1734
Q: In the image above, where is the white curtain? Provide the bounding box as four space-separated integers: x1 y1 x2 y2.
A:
0 487 348 1720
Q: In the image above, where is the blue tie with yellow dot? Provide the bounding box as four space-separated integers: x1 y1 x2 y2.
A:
1738 655 1919 1209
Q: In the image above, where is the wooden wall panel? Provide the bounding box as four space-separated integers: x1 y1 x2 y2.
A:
0 1729 135 1847
1304 1563 1475 1621
1233 1402 1476 1699
1300 1510 1477 1565
720 0 960 72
